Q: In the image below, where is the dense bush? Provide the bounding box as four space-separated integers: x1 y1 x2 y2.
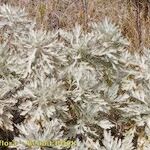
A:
0 4 150 150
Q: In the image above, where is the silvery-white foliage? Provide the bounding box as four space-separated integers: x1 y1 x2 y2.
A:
0 107 14 131
0 77 19 130
10 118 64 150
102 129 135 150
71 129 134 150
1 4 150 150
98 119 115 129
0 42 20 131
0 4 35 34
70 138 89 150
16 78 68 122
10 29 67 79
137 125 150 150
70 137 102 150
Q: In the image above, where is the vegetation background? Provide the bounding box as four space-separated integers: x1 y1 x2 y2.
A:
0 0 149 51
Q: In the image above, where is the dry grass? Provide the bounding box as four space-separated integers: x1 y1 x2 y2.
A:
0 0 149 51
